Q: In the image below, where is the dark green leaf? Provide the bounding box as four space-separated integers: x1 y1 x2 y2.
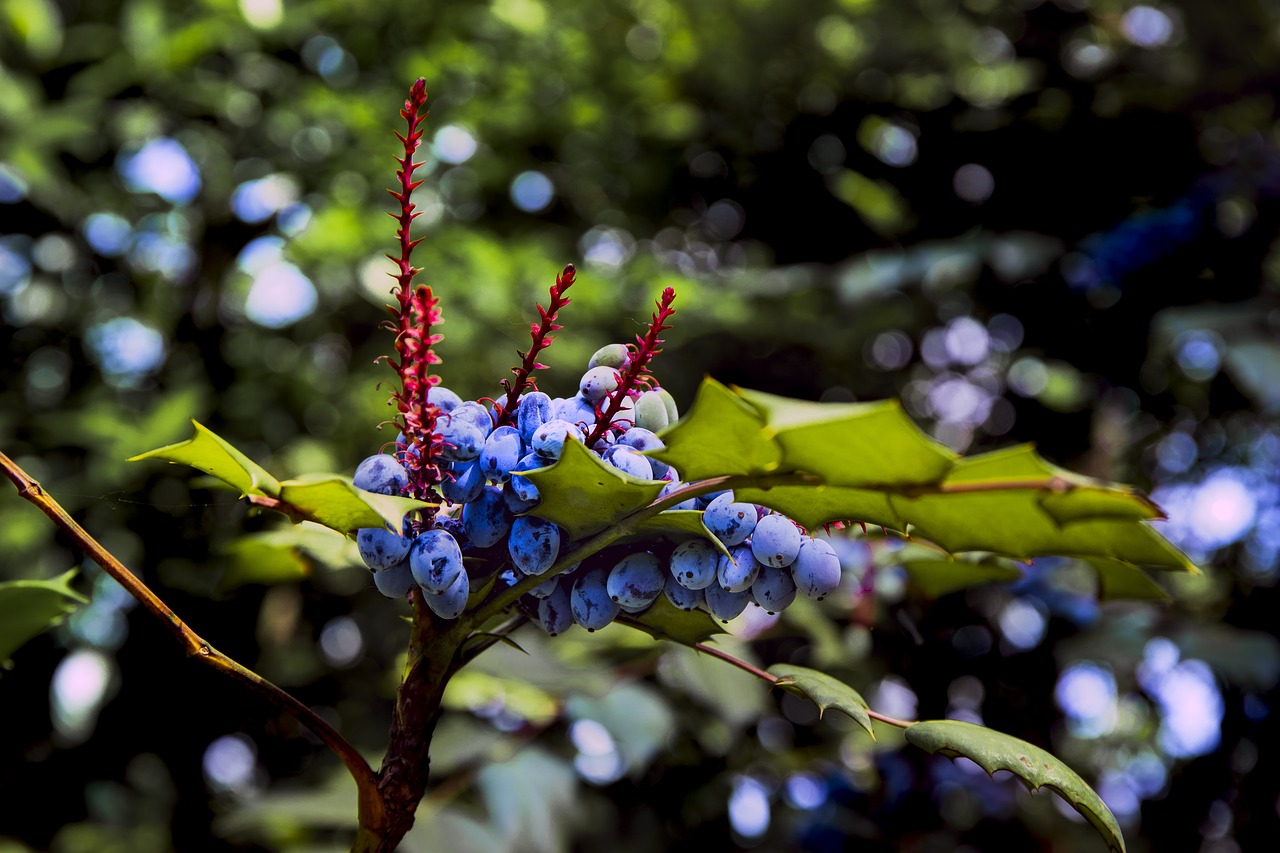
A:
218 532 312 592
905 719 1126 853
901 556 1024 598
768 663 875 739
618 595 725 646
520 437 664 540
129 420 280 498
0 570 87 665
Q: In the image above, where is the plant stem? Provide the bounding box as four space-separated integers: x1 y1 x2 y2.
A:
692 642 916 730
0 450 383 822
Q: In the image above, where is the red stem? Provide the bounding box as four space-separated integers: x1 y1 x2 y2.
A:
494 263 576 426
585 286 676 446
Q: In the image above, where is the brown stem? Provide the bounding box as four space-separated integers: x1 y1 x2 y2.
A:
692 642 916 730
0 450 383 822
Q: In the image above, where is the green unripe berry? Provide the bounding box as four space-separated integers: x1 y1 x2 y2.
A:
634 390 670 432
588 343 631 371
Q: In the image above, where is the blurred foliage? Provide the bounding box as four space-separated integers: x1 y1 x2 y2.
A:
3 0 1280 851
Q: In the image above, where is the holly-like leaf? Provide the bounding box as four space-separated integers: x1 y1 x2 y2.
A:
519 437 664 540
629 509 731 558
651 377 781 481
901 556 1024 598
129 420 281 498
893 449 1194 570
219 532 312 591
768 663 875 739
905 719 1126 853
735 387 956 486
618 595 725 646
735 483 903 532
277 475 430 533
0 570 87 665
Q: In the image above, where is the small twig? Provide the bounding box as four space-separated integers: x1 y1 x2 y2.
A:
584 287 676 446
692 641 916 730
0 450 382 820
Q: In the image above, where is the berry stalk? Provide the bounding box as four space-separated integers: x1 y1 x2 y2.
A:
494 263 576 426
585 286 676 446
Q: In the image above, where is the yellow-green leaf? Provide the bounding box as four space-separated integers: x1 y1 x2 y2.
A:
519 437 664 540
768 663 875 739
905 719 1126 852
618 595 725 646
278 475 430 533
1087 558 1170 601
129 420 281 498
901 557 1024 598
0 570 86 665
651 377 781 481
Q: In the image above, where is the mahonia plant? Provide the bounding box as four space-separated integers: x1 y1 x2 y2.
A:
0 79 1201 853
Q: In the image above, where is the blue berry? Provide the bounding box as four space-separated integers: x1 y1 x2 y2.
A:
604 446 654 480
751 564 797 613
606 552 665 610
517 391 552 444
537 583 573 636
792 537 842 600
669 539 718 590
423 567 469 619
579 365 621 403
508 516 561 576
409 529 464 593
704 581 751 622
532 419 584 460
663 572 704 611
354 454 408 495
427 386 463 412
357 525 412 571
479 425 524 483
440 459 484 504
373 559 416 599
751 514 803 568
703 492 758 546
571 568 619 632
462 485 512 548
717 545 762 593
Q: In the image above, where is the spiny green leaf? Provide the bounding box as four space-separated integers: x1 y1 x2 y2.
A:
129 420 281 498
901 556 1024 598
0 570 87 666
905 719 1126 853
735 483 903 531
735 387 957 486
629 509 731 558
1087 558 1170 601
893 454 1194 570
651 377 781 481
768 663 875 740
520 437 664 540
617 595 724 646
277 475 431 533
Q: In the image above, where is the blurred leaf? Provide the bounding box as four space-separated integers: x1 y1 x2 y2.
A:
403 804 506 853
567 682 676 773
1174 624 1280 691
901 556 1024 598
476 747 577 853
130 420 280 498
905 719 1125 853
769 663 874 740
1 0 63 60
617 594 724 646
444 670 559 725
1223 339 1280 413
829 168 910 235
520 437 663 540
660 641 768 730
218 532 311 592
0 570 86 665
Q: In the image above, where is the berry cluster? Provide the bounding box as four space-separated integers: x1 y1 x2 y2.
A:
352 340 682 622
525 490 847 635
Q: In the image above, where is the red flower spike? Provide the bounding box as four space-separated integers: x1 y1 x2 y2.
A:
585 287 676 446
383 78 446 500
493 263 576 426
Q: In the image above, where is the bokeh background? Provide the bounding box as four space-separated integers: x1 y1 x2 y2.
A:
3 0 1280 850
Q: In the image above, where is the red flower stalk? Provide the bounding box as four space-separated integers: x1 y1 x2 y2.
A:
493 263 576 426
585 286 676 446
382 78 445 499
